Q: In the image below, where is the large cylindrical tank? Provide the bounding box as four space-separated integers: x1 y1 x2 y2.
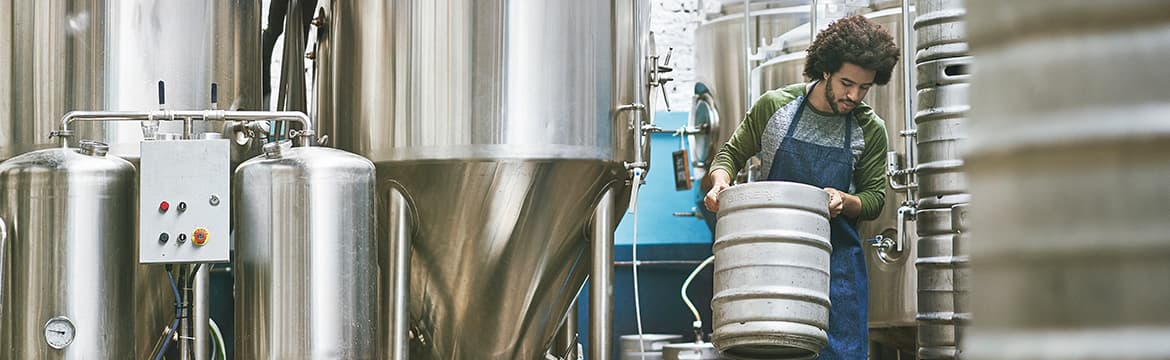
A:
694 1 809 173
233 143 377 359
0 141 136 358
315 0 643 358
712 182 830 359
965 1 1170 359
1 0 262 161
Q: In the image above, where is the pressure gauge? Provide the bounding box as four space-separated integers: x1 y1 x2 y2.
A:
43 316 76 349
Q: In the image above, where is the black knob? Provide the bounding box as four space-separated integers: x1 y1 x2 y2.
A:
159 233 169 243
178 233 188 243
178 202 187 212
158 80 166 106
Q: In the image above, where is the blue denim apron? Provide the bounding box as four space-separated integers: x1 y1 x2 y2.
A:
766 89 868 359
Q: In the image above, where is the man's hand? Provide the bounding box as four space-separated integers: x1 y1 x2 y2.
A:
704 169 733 212
824 187 860 218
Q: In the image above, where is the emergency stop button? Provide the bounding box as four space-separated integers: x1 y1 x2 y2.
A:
192 228 209 246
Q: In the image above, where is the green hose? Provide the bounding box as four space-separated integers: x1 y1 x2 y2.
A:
209 318 227 360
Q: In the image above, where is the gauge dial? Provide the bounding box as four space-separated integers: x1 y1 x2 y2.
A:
43 316 75 349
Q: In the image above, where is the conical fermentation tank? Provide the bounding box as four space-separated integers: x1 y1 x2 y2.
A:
313 0 649 358
0 141 136 358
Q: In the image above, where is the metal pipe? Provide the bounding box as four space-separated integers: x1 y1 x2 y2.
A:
589 187 617 360
743 0 752 111
386 186 413 360
192 266 209 360
615 260 706 267
901 0 916 202
56 110 316 146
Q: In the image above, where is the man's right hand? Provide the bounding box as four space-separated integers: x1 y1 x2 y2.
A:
703 169 732 212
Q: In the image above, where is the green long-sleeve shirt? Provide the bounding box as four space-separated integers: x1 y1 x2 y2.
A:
711 82 889 220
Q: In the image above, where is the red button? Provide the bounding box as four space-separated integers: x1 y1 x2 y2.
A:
159 201 170 212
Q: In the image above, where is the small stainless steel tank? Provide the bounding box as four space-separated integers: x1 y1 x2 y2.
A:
662 342 721 360
620 334 683 360
712 181 830 359
0 141 137 358
233 143 377 358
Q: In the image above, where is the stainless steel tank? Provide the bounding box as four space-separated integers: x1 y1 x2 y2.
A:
233 143 377 358
314 0 641 358
1 0 262 161
694 1 810 166
662 342 721 360
3 4 261 357
712 181 831 359
0 141 137 358
965 1 1170 359
620 334 683 360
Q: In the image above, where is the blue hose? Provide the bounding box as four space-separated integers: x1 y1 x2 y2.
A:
154 270 184 360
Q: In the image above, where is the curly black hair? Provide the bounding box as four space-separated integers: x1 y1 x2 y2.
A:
803 15 900 85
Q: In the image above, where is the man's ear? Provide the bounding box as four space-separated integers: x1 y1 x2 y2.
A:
823 72 832 81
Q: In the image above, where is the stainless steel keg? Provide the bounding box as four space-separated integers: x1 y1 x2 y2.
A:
712 181 831 359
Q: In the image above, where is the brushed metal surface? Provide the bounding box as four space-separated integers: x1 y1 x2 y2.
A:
914 56 970 203
915 208 956 359
381 160 623 359
0 147 136 358
619 334 683 360
913 0 967 62
966 1 1170 359
694 4 810 163
234 146 377 359
662 342 721 360
950 203 969 357
712 181 830 359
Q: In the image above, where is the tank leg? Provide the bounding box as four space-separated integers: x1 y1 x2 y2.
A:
589 187 616 360
385 187 412 360
179 264 209 359
552 297 580 359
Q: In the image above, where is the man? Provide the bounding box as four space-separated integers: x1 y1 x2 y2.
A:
703 15 899 359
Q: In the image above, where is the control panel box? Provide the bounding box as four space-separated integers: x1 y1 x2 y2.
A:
139 139 230 263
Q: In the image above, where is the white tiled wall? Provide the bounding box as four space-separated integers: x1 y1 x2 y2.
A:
649 0 706 112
